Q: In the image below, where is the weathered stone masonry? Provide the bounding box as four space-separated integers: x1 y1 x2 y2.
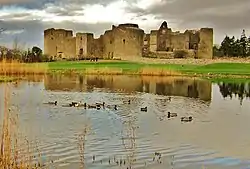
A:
44 21 213 60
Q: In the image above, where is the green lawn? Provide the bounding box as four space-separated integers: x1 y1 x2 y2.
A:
36 61 250 77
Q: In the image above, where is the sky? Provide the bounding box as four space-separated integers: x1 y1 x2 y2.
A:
0 0 249 50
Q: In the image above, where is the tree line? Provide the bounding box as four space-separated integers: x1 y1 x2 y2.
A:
0 45 53 63
213 30 250 57
0 29 52 63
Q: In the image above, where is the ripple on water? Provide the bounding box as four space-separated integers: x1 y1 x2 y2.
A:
3 79 250 169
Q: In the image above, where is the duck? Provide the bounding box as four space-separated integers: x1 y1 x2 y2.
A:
167 111 177 118
106 105 117 110
181 116 193 122
69 102 80 107
167 97 171 101
96 104 101 110
140 107 147 112
96 102 105 107
123 100 131 104
44 101 57 105
88 104 97 109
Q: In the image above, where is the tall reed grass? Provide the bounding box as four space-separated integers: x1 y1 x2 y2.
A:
0 59 47 75
0 64 45 168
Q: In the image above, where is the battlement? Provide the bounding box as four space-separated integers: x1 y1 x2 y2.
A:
44 28 73 37
118 23 139 28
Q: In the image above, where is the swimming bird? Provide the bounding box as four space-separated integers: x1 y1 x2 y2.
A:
181 116 193 122
167 111 177 118
167 97 171 101
123 100 131 104
69 102 80 107
106 105 117 110
44 101 57 105
96 105 101 110
88 104 97 109
140 107 147 112
96 102 105 107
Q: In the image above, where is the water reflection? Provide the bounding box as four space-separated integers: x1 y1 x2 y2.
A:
218 82 250 105
2 75 250 168
44 75 212 102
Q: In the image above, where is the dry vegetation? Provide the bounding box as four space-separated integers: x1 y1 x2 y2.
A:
84 67 123 75
0 59 48 168
0 59 47 76
139 67 182 76
82 67 182 76
0 83 45 168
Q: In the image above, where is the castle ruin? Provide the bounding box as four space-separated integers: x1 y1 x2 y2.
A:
44 21 213 60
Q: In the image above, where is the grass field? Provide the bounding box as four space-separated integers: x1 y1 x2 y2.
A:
43 61 250 77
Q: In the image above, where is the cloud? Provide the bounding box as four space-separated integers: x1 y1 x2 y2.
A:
127 0 250 44
2 29 25 35
0 0 32 4
0 19 115 49
0 0 250 48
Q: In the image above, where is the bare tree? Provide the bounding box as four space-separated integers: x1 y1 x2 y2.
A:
13 36 20 50
0 28 6 34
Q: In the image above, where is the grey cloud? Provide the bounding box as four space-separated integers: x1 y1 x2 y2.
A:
0 0 32 5
127 0 250 43
0 0 57 9
43 5 80 16
63 0 116 6
0 20 113 49
0 0 116 10
0 13 31 20
130 0 250 30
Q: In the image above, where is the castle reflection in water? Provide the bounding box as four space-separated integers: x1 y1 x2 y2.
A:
44 74 212 102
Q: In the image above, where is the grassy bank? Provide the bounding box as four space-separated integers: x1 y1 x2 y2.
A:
42 61 250 78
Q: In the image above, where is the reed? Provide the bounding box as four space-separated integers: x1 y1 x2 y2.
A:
139 67 182 76
77 125 90 169
0 59 47 75
0 80 44 168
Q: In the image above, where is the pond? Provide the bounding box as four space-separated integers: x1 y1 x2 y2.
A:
0 74 250 169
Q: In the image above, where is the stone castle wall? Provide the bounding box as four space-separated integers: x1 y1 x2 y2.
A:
44 21 213 60
44 28 76 59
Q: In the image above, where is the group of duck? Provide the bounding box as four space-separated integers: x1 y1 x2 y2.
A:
44 97 193 122
44 100 118 110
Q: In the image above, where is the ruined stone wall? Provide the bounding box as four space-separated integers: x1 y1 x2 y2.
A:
197 28 213 59
146 24 213 59
111 24 144 59
44 28 76 59
76 33 88 58
142 34 150 56
149 30 157 52
103 30 114 59
64 37 76 58
157 28 172 51
44 22 213 60
171 33 189 50
86 33 94 57
88 35 104 58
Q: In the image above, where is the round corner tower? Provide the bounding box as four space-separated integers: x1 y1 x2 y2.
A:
110 23 144 59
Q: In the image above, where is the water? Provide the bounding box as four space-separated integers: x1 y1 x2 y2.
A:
1 75 250 169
